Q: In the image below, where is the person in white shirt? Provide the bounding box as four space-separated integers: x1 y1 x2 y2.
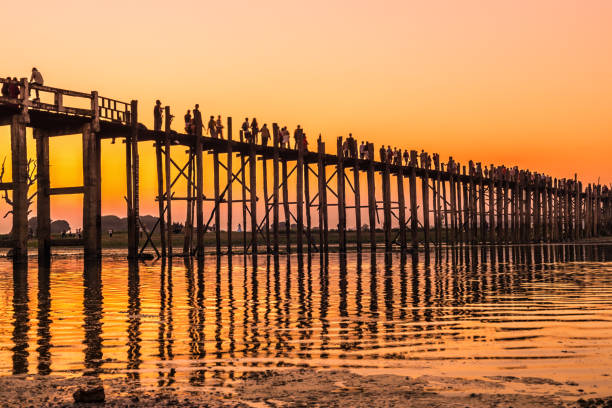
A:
29 67 44 101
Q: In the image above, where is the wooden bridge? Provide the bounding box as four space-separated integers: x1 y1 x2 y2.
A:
1 77 610 260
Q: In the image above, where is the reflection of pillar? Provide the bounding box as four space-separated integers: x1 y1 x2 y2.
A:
83 259 103 374
12 262 29 374
126 259 141 381
37 263 52 375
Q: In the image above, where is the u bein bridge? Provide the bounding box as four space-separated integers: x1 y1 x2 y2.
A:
1 77 611 261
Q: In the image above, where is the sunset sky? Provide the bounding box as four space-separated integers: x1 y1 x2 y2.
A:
1 0 611 231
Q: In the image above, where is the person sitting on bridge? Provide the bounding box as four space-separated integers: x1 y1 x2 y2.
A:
29 67 43 101
260 123 270 146
251 118 259 144
184 110 192 134
216 115 224 139
1 78 9 97
193 104 203 136
208 115 217 138
153 100 163 131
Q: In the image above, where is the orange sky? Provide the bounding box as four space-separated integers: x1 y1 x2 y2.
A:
1 0 611 231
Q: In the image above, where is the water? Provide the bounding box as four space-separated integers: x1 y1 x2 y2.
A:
0 245 611 394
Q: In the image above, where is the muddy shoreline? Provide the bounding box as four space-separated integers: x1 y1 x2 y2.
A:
2 369 610 407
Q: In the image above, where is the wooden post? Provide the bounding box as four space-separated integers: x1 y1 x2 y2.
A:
448 160 457 245
574 179 581 240
227 117 233 253
488 166 495 243
282 156 290 253
164 106 173 257
397 168 407 251
262 143 271 252
434 163 442 245
35 130 50 259
442 175 449 244
478 169 486 243
409 151 418 250
503 177 509 243
249 142 258 254
304 163 312 252
382 161 392 251
130 102 139 257
155 134 167 257
336 137 346 252
183 149 193 255
547 179 553 241
213 151 221 254
240 131 248 252
318 139 329 251
353 156 362 251
83 123 98 258
462 169 470 243
195 109 204 258
125 115 135 258
456 170 464 243
296 134 304 253
272 124 280 253
525 176 532 242
367 144 377 251
422 157 430 249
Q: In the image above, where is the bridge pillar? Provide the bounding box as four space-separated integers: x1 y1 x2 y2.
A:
35 129 51 259
82 123 100 258
10 115 28 261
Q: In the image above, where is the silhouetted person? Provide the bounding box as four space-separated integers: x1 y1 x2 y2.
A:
282 126 290 148
251 118 259 144
1 78 9 97
403 150 409 166
260 123 270 146
184 110 192 134
29 67 43 101
216 115 224 139
359 141 366 159
153 100 163 131
293 125 303 149
208 115 217 137
302 133 308 151
242 118 250 142
192 104 203 136
386 146 393 164
9 78 19 99
379 145 386 162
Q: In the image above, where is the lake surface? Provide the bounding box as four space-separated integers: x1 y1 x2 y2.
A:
1 245 611 394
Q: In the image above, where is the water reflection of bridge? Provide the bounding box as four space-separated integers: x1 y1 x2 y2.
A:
8 245 611 381
1 78 610 260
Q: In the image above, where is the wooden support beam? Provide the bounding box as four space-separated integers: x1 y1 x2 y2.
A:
422 159 430 249
397 168 407 251
10 115 28 260
49 186 84 195
262 145 271 252
183 150 193 255
226 117 233 253
296 134 304 253
488 167 495 243
35 129 51 259
272 124 280 253
82 122 98 258
213 151 221 254
304 163 313 252
155 139 167 257
336 137 346 252
318 139 329 252
367 144 377 252
382 162 392 251
282 158 290 252
434 167 441 246
249 140 258 254
164 106 174 257
442 176 449 244
409 151 418 250
353 157 362 251
240 131 248 252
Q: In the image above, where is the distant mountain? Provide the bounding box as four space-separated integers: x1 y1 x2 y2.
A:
28 217 71 233
102 215 160 232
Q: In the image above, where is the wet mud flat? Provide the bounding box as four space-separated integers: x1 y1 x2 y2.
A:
2 369 611 408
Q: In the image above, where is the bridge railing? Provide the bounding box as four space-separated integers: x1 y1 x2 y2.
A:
0 77 131 126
